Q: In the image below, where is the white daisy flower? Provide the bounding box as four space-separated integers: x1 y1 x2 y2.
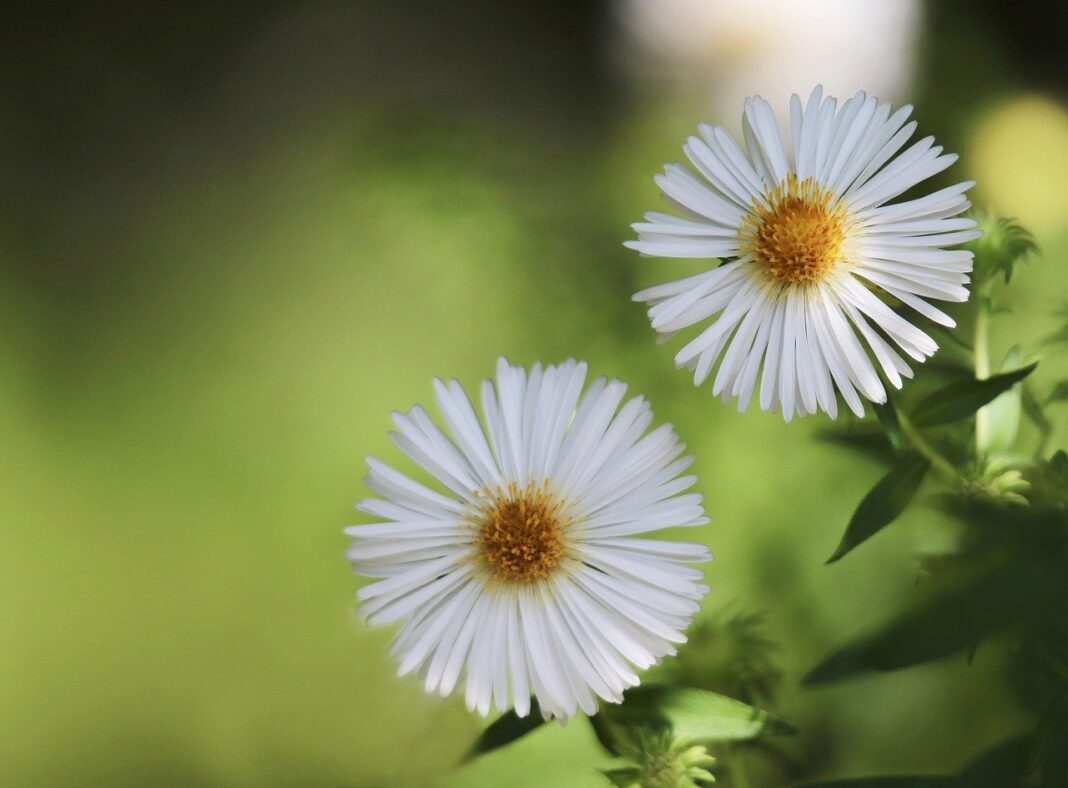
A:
346 358 711 721
627 86 982 420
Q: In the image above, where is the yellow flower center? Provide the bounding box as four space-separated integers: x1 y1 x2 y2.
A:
474 482 569 583
741 174 852 285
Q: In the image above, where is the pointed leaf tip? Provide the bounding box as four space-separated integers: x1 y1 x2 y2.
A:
826 453 930 564
911 363 1038 427
461 699 545 763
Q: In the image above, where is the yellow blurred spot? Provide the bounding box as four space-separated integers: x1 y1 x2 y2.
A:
971 95 1068 238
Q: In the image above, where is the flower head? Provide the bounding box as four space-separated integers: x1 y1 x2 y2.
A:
347 359 711 720
627 86 982 420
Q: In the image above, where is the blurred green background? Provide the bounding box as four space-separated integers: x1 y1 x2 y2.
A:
3 1 1068 785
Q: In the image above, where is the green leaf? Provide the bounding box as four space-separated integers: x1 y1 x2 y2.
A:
826 453 930 564
804 561 1048 685
601 685 795 743
794 736 1033 787
461 700 545 763
911 363 1039 427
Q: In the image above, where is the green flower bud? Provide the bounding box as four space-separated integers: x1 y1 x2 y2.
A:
961 457 1031 507
602 730 716 788
967 212 1036 288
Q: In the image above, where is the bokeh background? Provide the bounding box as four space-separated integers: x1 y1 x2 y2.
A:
3 1 1068 785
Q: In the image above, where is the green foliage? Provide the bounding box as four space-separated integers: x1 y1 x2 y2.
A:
910 362 1038 428
825 453 930 563
453 208 1068 786
804 558 1045 684
597 685 795 747
794 734 1033 787
465 684 792 768
806 216 1068 786
462 700 545 762
601 730 716 788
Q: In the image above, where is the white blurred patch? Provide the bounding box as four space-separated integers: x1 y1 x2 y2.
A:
614 0 920 124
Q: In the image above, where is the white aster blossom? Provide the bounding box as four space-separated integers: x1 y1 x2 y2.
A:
347 358 711 721
627 86 982 420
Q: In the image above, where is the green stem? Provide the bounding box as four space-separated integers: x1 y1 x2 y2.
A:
974 295 992 457
898 412 959 481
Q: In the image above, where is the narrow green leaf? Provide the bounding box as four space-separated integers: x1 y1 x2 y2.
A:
911 363 1038 427
826 453 930 564
461 700 544 763
602 685 795 742
804 561 1049 685
794 736 1033 787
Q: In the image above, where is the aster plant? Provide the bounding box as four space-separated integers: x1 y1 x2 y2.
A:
347 88 1068 787
347 359 793 779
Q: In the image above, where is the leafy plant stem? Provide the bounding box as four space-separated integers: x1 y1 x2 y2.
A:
897 413 958 482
